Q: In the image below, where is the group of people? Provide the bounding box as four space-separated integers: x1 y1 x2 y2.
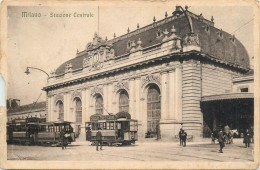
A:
216 128 252 153
178 128 187 147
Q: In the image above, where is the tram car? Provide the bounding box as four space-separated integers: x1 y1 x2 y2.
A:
9 118 42 145
85 111 138 146
37 121 75 146
7 117 75 146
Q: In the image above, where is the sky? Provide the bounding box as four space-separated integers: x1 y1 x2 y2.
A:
6 3 254 105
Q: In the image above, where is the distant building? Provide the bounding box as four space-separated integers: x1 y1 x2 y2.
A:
7 101 47 122
43 6 253 141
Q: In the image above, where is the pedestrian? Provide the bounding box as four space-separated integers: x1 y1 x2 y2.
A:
181 130 187 147
244 129 250 148
179 128 183 146
218 129 225 153
156 123 161 140
96 128 103 151
60 129 65 150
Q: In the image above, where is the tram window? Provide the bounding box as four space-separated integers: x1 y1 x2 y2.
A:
110 122 114 130
116 122 121 129
130 121 135 131
106 123 110 130
92 122 98 130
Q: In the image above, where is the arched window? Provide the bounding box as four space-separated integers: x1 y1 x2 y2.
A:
95 94 103 115
75 98 82 123
147 85 161 134
119 90 129 112
56 101 64 121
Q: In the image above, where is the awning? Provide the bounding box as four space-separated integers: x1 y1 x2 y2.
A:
201 93 254 102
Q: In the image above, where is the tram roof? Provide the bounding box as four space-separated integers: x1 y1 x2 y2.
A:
201 93 254 102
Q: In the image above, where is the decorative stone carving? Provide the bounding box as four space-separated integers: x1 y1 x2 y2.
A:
113 81 129 93
55 94 64 104
84 33 115 71
91 86 103 96
83 57 90 68
182 33 200 46
141 74 161 87
71 90 82 101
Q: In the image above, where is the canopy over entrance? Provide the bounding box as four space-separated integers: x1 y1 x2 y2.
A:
201 93 254 137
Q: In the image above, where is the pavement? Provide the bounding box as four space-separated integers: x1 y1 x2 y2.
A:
7 138 254 161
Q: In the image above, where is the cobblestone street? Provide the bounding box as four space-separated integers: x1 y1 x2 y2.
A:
7 138 254 161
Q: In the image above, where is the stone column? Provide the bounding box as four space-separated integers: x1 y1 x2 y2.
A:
135 78 141 121
85 88 91 122
160 71 168 120
175 65 183 122
64 92 71 122
103 84 108 114
129 78 135 118
47 95 52 122
168 70 175 119
81 88 86 124
52 96 55 121
107 83 113 113
135 77 143 138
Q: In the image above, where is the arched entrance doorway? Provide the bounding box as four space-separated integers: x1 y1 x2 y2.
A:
56 100 64 121
95 94 103 115
119 90 129 112
147 84 161 135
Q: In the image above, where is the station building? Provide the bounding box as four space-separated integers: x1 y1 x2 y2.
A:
43 7 253 141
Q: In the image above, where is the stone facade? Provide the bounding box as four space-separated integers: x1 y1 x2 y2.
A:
43 7 250 141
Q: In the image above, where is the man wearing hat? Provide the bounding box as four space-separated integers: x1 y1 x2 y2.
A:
96 128 103 151
218 129 225 153
178 128 183 146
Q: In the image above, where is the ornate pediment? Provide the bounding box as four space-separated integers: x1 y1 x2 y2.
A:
71 90 82 101
113 81 129 93
91 86 103 96
55 94 64 103
84 33 115 71
142 74 161 87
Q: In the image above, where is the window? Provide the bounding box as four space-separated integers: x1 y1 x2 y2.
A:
95 94 103 115
240 88 248 92
127 40 132 49
119 91 129 112
75 98 82 123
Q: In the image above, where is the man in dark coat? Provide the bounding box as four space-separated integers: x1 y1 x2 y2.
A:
181 130 187 147
218 129 225 153
244 129 251 148
96 129 103 151
179 128 183 146
60 129 65 150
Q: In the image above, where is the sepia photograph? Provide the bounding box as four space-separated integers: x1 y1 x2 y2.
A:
0 0 259 169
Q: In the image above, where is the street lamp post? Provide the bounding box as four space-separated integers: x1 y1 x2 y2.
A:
24 66 49 118
24 66 49 78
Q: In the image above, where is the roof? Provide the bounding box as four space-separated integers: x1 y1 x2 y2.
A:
55 7 249 75
7 101 46 114
201 93 254 102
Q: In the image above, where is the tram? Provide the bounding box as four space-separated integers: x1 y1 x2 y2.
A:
7 117 75 146
37 121 75 146
85 111 138 146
